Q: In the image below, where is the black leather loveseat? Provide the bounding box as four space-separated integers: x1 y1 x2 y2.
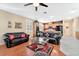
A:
4 32 29 48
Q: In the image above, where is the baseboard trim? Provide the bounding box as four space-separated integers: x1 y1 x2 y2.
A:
0 43 5 45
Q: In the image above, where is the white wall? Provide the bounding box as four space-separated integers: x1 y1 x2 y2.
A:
0 10 26 45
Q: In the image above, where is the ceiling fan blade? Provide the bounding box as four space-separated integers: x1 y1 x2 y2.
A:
24 3 33 6
35 7 38 11
39 3 48 7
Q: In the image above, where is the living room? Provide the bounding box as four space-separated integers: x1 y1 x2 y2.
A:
0 3 79 56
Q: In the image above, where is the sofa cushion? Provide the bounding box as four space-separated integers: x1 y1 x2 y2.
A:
20 34 26 38
12 38 23 43
9 34 15 40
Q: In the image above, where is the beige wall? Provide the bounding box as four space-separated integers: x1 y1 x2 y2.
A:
0 10 26 45
63 17 79 39
74 17 79 39
60 18 79 55
63 19 74 38
74 17 79 31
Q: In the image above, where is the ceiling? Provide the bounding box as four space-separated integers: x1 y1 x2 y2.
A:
0 3 79 23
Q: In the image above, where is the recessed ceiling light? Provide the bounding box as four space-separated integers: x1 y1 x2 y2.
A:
70 9 77 13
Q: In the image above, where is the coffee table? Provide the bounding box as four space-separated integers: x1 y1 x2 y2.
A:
26 45 53 56
26 43 53 56
26 37 53 56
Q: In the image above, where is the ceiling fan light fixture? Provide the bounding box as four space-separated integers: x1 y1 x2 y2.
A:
33 3 39 6
44 11 47 14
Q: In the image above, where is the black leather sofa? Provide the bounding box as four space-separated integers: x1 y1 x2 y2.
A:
4 32 29 48
46 32 62 45
36 31 62 45
47 32 62 45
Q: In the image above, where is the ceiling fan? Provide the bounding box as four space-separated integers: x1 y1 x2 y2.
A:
24 3 48 11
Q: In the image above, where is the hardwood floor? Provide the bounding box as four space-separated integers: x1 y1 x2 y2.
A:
0 41 65 56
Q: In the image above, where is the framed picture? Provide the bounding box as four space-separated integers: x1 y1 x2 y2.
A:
15 22 22 29
8 21 12 28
